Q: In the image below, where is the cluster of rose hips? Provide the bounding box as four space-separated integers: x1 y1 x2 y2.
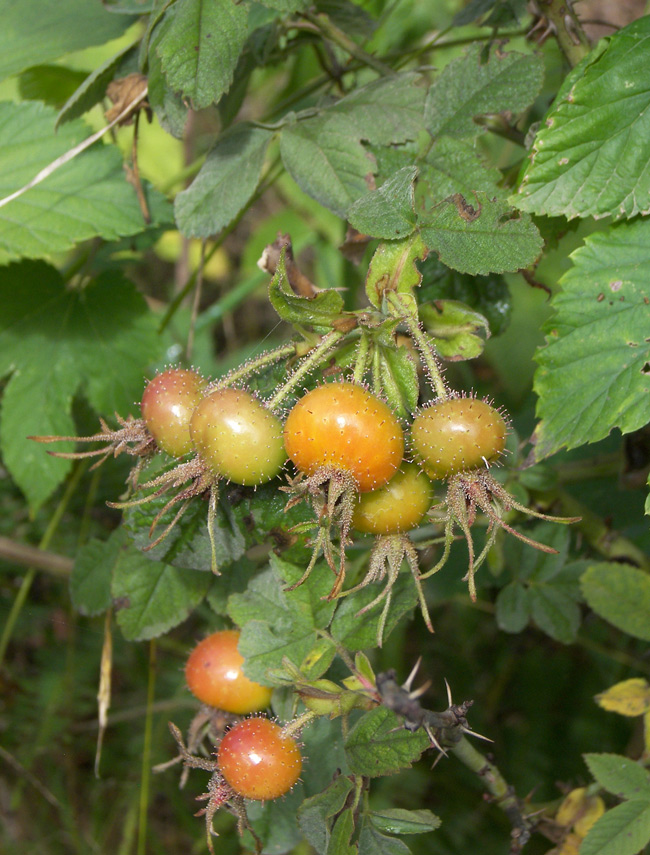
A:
34 342 575 641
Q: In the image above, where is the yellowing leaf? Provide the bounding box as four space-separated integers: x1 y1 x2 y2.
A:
557 788 589 827
595 679 650 717
574 797 606 837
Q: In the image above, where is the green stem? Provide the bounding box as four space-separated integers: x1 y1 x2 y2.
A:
450 737 533 840
0 462 86 669
538 0 591 67
266 329 345 411
301 10 395 77
210 342 297 391
353 332 371 385
137 640 157 855
385 292 448 399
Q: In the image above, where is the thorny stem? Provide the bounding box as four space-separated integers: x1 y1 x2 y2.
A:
266 329 345 411
535 0 591 67
209 342 297 392
450 737 534 847
301 10 395 77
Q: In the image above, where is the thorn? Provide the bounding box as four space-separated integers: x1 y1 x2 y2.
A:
444 678 453 708
461 726 493 743
402 657 422 693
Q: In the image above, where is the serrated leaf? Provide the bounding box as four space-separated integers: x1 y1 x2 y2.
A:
147 36 188 139
528 584 581 644
112 549 212 640
0 262 159 510
377 343 420 418
175 124 272 237
533 220 650 460
369 808 441 835
579 800 650 855
0 0 131 81
425 44 543 139
330 573 418 651
419 136 506 204
595 679 650 717
495 581 530 633
71 530 126 616
581 563 650 641
516 17 650 220
0 102 171 260
123 484 246 572
281 74 425 217
345 706 429 777
419 193 543 276
328 810 356 855
347 167 417 239
155 0 248 109
359 823 411 855
365 234 427 309
298 776 355 855
229 557 337 684
56 43 138 127
584 754 650 801
420 300 490 361
268 246 345 327
280 117 375 218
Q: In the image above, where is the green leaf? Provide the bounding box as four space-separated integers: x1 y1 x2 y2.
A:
18 66 87 109
298 776 355 855
0 102 171 260
345 706 429 777
154 0 248 109
418 136 506 204
495 581 530 633
528 583 581 645
280 74 425 217
112 550 212 640
268 246 345 328
420 300 490 361
425 44 544 139
584 753 650 801
57 44 139 128
123 482 246 572
368 809 441 835
418 255 511 336
579 800 650 855
328 810 356 855
347 167 417 239
257 0 309 9
358 824 411 855
515 17 650 220
0 0 131 81
330 573 418 651
147 36 188 139
376 342 420 418
533 219 650 460
280 117 375 219
229 557 337 684
365 234 427 310
419 193 543 275
71 530 126 617
175 124 272 237
581 563 650 641
0 262 160 510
